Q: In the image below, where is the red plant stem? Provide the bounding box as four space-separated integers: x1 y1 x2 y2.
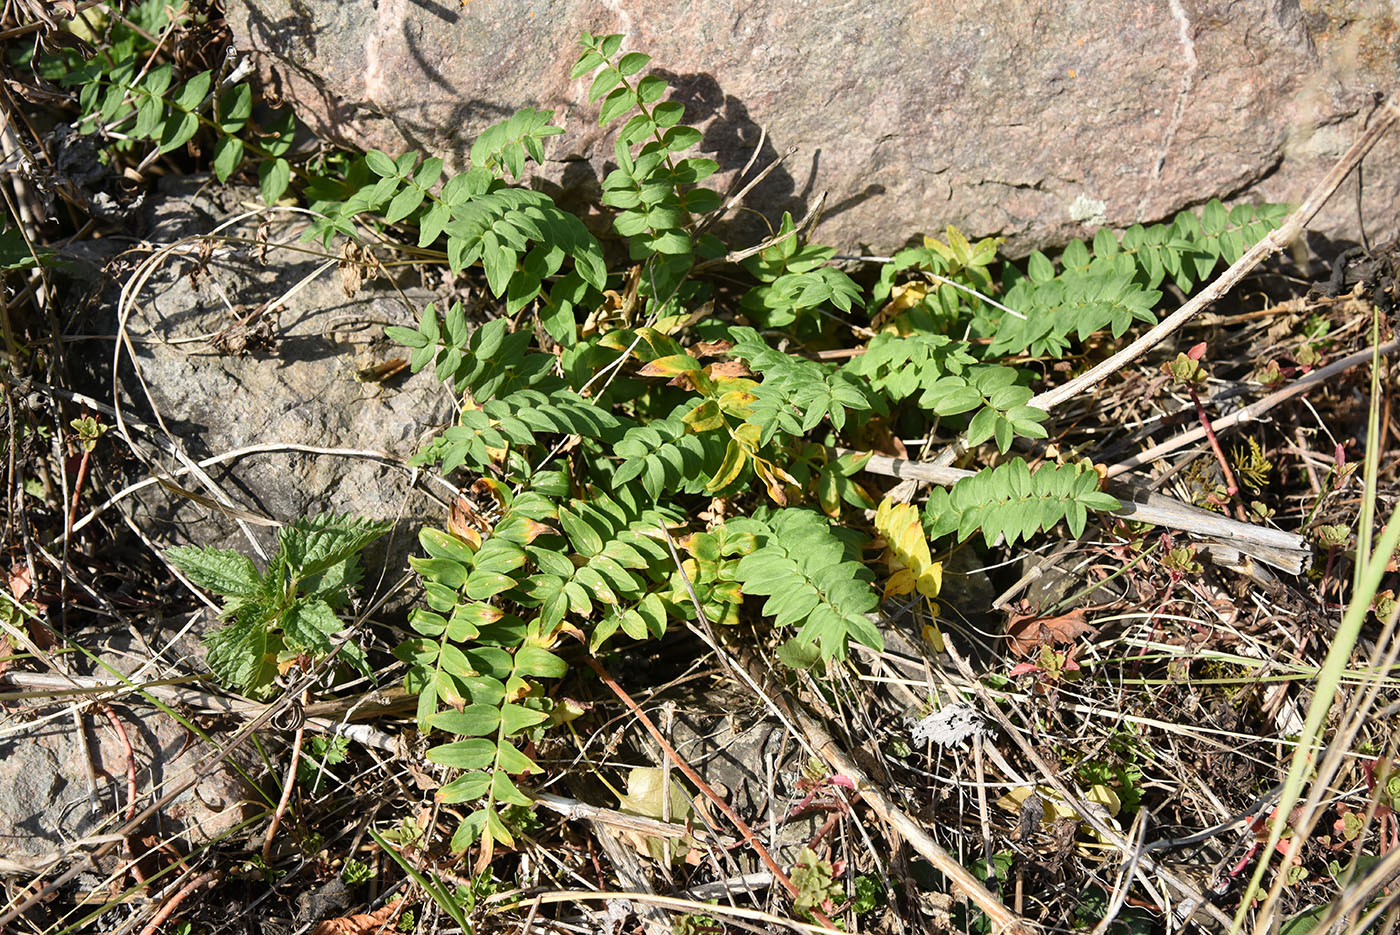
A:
262 691 307 865
137 869 220 935
65 446 93 547
102 704 148 884
1188 385 1245 516
102 704 140 821
583 655 837 930
805 810 843 852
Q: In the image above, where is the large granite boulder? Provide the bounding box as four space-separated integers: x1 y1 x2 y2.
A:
227 0 1398 256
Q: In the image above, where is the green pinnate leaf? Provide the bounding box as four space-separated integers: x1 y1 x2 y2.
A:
173 70 211 110
158 111 198 152
365 150 398 176
212 136 244 183
514 646 567 678
259 158 291 204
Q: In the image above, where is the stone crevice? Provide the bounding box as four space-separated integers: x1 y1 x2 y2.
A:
1138 0 1202 220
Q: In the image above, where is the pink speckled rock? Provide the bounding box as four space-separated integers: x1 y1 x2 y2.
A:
228 0 1399 255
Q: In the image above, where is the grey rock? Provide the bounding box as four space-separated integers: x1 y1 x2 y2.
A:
115 177 456 589
0 703 254 863
227 0 1399 256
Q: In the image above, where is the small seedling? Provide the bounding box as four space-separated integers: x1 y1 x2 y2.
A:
166 514 389 698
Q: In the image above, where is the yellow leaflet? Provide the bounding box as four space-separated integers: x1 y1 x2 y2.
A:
705 439 747 492
871 280 928 331
874 497 942 599
996 784 1122 847
733 422 762 450
717 389 757 418
681 399 725 433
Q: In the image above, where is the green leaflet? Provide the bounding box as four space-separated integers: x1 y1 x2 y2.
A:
924 459 1121 546
741 212 863 329
872 201 1287 363
610 403 729 498
728 327 877 444
731 508 882 661
990 269 1161 358
304 138 606 311
841 332 978 402
412 387 622 475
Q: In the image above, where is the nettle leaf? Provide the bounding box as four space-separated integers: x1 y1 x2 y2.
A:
167 545 262 599
280 598 342 656
280 514 391 580
204 606 281 697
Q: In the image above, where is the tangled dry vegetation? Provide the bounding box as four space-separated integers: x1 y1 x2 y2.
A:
2 5 1400 935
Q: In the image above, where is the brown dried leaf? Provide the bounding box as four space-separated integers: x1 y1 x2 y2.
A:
7 565 32 601
704 360 752 379
339 241 369 297
447 496 490 543
1005 607 1096 658
311 897 403 935
692 339 733 357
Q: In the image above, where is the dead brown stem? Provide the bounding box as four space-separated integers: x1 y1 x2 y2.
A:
582 654 837 930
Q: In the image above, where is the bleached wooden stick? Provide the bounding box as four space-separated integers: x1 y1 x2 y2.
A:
855 451 1311 573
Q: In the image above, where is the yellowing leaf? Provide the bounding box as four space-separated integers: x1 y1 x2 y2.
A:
996 784 1123 846
705 438 747 492
718 389 757 418
616 766 693 821
753 458 798 506
637 353 702 378
875 497 942 598
884 567 916 600
871 281 928 330
945 224 973 265
733 422 762 451
681 399 725 433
